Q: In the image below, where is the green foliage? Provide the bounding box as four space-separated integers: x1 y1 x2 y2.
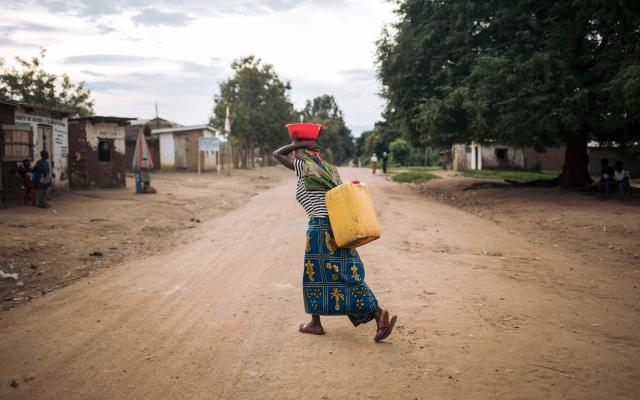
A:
377 0 640 187
355 119 401 161
463 169 558 183
302 95 353 165
210 56 295 167
392 169 439 184
389 138 411 166
0 49 94 117
211 59 355 167
403 166 443 172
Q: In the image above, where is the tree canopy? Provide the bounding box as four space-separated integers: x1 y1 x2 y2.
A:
210 56 295 168
377 0 640 187
355 119 401 162
211 61 356 167
0 49 94 117
302 95 354 165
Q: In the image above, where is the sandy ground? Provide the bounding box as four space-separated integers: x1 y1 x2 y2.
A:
0 167 639 399
0 169 288 309
419 170 640 272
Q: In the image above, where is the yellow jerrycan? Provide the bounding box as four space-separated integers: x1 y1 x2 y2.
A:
325 181 381 248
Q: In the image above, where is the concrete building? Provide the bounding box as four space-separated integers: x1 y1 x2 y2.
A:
0 100 70 201
125 117 182 170
452 141 639 177
451 142 565 172
68 116 133 189
152 125 221 171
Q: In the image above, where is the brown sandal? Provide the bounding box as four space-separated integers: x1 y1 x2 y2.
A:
374 310 397 342
299 323 325 335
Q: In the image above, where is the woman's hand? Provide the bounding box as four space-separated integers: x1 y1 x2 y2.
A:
272 140 319 170
298 140 318 150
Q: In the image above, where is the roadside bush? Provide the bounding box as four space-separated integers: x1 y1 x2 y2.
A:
390 138 411 165
392 170 439 184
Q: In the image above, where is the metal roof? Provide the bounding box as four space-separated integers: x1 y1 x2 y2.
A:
69 116 135 124
152 125 218 135
130 117 182 127
0 99 72 115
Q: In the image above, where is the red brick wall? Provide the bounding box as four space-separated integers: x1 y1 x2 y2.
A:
68 121 126 189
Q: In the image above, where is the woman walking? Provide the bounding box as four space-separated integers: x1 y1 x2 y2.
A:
273 127 396 342
370 153 378 174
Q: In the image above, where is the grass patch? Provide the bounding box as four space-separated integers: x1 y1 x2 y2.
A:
388 165 443 174
392 170 440 184
463 169 558 183
403 165 443 171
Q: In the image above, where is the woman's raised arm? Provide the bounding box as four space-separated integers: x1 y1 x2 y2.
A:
272 140 317 170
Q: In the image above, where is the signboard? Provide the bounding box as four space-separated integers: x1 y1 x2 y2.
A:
199 137 220 152
15 113 68 157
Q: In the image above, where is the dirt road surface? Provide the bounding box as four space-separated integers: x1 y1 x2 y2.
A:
1 168 638 399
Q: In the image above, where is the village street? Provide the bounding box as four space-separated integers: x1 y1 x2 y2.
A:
0 168 638 400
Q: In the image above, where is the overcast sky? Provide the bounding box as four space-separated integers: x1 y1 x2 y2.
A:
1 0 396 135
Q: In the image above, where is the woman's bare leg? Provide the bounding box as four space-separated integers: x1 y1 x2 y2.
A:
299 314 324 334
374 307 397 342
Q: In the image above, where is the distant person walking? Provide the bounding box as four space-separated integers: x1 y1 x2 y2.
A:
273 124 396 342
382 151 389 174
613 160 631 201
32 151 52 208
370 153 378 175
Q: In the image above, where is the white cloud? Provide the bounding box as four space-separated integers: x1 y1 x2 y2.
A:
2 0 396 133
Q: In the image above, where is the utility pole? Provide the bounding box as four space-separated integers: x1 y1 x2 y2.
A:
155 101 160 129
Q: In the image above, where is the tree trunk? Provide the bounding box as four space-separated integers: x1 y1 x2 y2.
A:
234 146 240 169
240 147 247 169
560 132 592 188
249 140 254 169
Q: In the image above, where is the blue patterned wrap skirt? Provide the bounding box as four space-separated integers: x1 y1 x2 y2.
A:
302 217 379 326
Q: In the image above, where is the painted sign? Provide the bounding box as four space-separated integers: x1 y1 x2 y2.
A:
15 112 69 188
199 137 220 152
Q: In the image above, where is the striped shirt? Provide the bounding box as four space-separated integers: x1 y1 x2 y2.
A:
294 159 329 219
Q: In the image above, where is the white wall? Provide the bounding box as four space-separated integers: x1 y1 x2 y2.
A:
481 144 526 169
84 122 126 155
159 132 175 169
15 111 69 189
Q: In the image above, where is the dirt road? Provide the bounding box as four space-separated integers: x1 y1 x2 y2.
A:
1 168 638 399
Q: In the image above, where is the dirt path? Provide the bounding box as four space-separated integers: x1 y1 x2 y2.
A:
0 169 287 309
0 168 638 399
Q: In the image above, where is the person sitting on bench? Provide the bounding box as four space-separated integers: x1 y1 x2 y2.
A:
613 160 631 201
600 158 615 199
16 159 35 205
17 159 33 180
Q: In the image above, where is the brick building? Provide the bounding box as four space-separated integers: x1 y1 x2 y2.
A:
68 116 132 189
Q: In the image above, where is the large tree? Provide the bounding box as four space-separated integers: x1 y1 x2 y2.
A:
301 95 354 165
377 0 640 187
211 56 295 168
355 118 401 163
0 49 94 117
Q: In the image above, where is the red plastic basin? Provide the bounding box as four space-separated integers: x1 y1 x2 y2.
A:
286 123 322 140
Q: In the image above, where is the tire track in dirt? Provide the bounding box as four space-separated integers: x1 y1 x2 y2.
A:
0 168 638 399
